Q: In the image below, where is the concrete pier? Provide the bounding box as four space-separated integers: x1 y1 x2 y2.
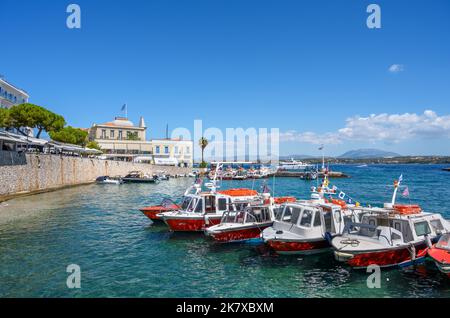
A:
271 171 349 178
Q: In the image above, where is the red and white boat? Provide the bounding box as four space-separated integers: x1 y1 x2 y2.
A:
428 233 450 277
158 188 265 232
138 181 202 222
261 174 359 254
205 198 295 243
332 176 450 268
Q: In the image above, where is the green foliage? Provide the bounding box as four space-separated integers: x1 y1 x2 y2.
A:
8 103 66 137
49 126 88 146
86 141 102 151
0 108 11 128
199 161 208 168
199 137 209 164
126 131 140 140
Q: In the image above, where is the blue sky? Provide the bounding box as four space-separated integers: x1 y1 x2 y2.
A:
1 0 450 156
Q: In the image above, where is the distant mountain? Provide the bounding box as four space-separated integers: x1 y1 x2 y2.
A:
338 148 401 159
280 154 316 160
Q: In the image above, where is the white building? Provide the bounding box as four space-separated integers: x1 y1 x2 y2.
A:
0 77 29 109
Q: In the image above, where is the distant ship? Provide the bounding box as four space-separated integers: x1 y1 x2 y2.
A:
277 158 314 171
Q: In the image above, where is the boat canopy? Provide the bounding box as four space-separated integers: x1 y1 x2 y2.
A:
218 189 258 197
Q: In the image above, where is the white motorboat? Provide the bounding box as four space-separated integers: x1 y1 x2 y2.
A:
96 176 122 184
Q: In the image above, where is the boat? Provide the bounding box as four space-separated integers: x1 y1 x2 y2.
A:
95 176 122 184
158 162 269 232
205 202 287 243
232 167 247 180
277 158 314 172
158 188 265 232
261 174 359 254
428 233 450 277
139 181 203 222
331 177 450 268
122 171 159 183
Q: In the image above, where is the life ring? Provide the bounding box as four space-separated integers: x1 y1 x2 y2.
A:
393 204 421 215
331 199 347 209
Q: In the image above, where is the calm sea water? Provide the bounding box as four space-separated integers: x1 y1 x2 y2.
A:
1 164 449 298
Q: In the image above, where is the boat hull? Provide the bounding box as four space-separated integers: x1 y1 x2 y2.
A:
122 178 157 183
208 224 271 243
266 238 331 255
428 247 450 277
139 205 179 221
334 243 429 269
164 216 222 232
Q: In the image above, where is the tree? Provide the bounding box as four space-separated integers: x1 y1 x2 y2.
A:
126 131 140 141
8 103 65 137
86 141 101 151
0 108 11 128
199 137 209 166
49 126 88 146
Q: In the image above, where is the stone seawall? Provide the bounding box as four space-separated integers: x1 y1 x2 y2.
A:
0 153 192 201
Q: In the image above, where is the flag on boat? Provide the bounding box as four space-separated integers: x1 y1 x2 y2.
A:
346 197 353 204
261 182 271 194
402 186 410 197
399 174 403 183
338 191 346 199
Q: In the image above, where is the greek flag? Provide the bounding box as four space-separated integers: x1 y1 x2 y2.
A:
398 174 403 183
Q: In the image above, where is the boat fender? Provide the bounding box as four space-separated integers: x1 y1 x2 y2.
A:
276 230 283 235
409 244 416 261
425 234 433 248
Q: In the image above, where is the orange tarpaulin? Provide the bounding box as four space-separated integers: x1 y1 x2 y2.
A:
218 188 258 197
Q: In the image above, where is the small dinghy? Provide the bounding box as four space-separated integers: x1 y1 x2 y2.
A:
96 176 122 184
428 233 450 277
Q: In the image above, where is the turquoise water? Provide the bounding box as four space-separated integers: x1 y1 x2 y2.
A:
0 164 449 297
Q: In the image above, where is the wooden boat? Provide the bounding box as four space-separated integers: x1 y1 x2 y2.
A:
428 233 450 277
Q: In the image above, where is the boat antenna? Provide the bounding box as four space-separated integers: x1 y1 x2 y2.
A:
391 174 403 205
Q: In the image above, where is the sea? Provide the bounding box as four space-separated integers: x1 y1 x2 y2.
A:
0 164 449 297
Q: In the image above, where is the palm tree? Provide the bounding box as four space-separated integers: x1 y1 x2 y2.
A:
199 137 209 166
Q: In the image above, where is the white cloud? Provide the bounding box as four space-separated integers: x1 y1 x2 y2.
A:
280 110 450 145
388 64 404 73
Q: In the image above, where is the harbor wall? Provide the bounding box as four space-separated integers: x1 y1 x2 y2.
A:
0 153 192 201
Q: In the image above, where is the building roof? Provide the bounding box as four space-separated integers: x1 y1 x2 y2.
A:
95 117 145 129
0 78 29 97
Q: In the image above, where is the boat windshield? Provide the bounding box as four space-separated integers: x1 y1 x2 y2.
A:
180 196 192 210
221 210 246 224
245 207 271 223
436 233 450 251
185 197 201 212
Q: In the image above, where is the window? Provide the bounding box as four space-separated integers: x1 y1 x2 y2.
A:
110 130 115 138
300 210 313 227
430 220 444 232
164 146 169 154
282 206 292 222
186 147 190 154
101 129 106 139
313 212 321 227
118 131 123 139
290 207 302 225
175 146 179 154
218 198 227 211
394 222 401 232
194 199 203 213
414 221 431 236
156 146 160 154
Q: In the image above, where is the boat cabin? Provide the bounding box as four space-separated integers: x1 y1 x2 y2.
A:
221 205 274 225
179 191 262 215
272 201 352 236
343 208 449 246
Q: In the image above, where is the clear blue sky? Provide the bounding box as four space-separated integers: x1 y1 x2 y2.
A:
2 0 450 156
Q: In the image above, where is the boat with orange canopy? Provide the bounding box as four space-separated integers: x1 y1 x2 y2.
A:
332 175 450 268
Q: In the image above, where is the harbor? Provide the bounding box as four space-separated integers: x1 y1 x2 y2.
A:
1 164 450 297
